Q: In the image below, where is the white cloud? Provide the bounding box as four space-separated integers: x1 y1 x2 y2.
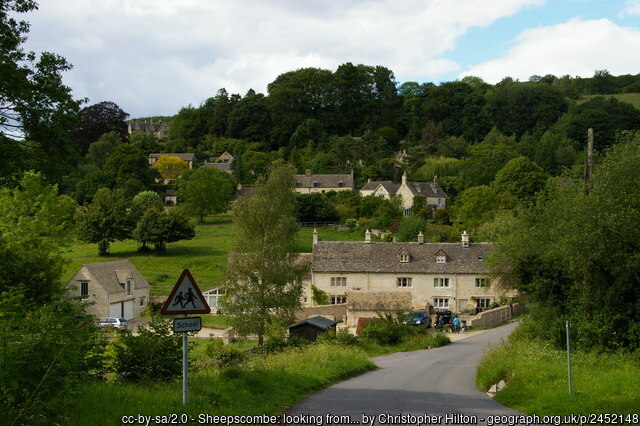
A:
24 0 543 116
459 18 640 83
621 0 640 16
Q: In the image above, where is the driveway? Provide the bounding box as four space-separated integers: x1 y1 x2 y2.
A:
289 321 521 426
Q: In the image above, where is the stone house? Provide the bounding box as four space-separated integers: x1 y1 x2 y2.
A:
148 153 195 169
66 260 150 320
294 170 354 194
128 120 168 140
359 171 447 211
304 230 516 329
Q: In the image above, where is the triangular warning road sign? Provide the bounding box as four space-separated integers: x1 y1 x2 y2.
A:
160 269 211 315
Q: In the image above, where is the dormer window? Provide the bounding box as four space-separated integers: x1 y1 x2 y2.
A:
313 181 320 187
434 249 447 264
398 249 410 263
296 181 302 187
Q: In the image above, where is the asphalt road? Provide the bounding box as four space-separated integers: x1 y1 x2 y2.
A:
288 321 522 426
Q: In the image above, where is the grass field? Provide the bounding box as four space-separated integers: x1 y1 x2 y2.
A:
476 333 640 417
62 219 368 293
579 92 640 110
63 343 375 425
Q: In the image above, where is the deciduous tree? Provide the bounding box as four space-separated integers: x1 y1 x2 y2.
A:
177 167 235 222
224 162 307 345
75 188 131 255
152 155 189 182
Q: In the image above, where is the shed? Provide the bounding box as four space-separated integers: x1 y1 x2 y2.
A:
288 316 338 342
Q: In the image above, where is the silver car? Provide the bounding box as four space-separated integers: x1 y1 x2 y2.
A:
97 317 127 329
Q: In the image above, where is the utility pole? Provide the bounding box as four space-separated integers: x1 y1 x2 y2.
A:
583 128 594 195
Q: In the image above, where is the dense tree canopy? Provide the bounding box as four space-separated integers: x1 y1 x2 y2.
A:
71 101 129 154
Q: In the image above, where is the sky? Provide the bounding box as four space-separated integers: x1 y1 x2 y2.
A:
22 0 640 118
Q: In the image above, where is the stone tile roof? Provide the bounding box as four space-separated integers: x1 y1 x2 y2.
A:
203 162 231 171
406 181 448 198
295 173 353 189
312 241 491 274
149 153 195 162
360 181 400 194
79 260 149 294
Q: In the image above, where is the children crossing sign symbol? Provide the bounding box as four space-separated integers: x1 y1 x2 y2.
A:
160 269 211 315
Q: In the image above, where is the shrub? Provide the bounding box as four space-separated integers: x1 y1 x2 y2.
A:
359 312 415 345
215 346 247 367
110 314 182 383
0 293 106 424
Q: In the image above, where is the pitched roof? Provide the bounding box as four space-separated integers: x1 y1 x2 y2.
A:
295 173 353 189
149 153 195 162
289 316 338 330
203 162 231 171
78 260 150 294
312 241 491 274
360 181 400 194
406 181 448 198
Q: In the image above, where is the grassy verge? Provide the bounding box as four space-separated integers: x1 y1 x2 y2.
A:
359 332 451 357
477 336 640 416
199 314 230 328
63 343 375 425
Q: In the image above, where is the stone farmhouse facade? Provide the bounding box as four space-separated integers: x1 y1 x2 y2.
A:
304 230 516 328
360 172 448 211
294 170 354 194
128 120 168 140
66 260 150 320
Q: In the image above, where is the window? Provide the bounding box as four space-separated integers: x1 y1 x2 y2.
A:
338 180 345 188
475 278 488 287
434 278 449 287
399 253 410 263
80 282 88 297
313 181 320 187
139 297 145 307
434 298 449 308
126 279 132 296
435 255 446 264
397 277 412 287
476 298 491 309
330 295 346 304
296 181 302 187
331 277 347 287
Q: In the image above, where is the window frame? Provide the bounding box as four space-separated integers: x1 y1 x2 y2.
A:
330 277 347 287
434 298 449 308
397 277 413 287
475 278 488 288
330 295 346 305
80 282 89 297
433 277 449 288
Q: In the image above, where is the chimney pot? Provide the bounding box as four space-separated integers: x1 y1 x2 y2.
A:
365 229 372 244
418 231 424 244
462 230 470 248
313 228 318 245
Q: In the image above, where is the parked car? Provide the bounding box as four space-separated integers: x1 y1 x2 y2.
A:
97 317 127 329
405 311 431 328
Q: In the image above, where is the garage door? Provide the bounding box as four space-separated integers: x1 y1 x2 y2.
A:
109 300 135 320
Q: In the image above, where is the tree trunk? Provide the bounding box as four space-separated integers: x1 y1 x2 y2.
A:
98 240 109 256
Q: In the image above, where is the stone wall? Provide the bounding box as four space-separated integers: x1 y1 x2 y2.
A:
295 304 348 322
470 303 522 328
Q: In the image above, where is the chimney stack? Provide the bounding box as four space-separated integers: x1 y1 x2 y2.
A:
365 229 371 244
418 231 424 245
461 231 469 248
402 170 407 186
312 228 318 245
305 169 311 176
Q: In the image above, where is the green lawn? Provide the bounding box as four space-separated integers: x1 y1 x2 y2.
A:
579 92 640 110
63 220 366 293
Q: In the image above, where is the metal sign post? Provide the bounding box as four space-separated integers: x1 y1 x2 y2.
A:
566 321 572 394
160 269 210 406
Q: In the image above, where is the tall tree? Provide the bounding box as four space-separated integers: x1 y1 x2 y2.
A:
0 171 75 302
75 188 131 255
71 101 129 154
177 167 235 222
224 162 307 345
0 0 81 183
131 208 195 255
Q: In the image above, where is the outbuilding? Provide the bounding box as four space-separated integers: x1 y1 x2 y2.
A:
288 316 338 342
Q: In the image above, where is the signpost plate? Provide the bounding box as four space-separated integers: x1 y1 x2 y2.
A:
173 317 202 333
